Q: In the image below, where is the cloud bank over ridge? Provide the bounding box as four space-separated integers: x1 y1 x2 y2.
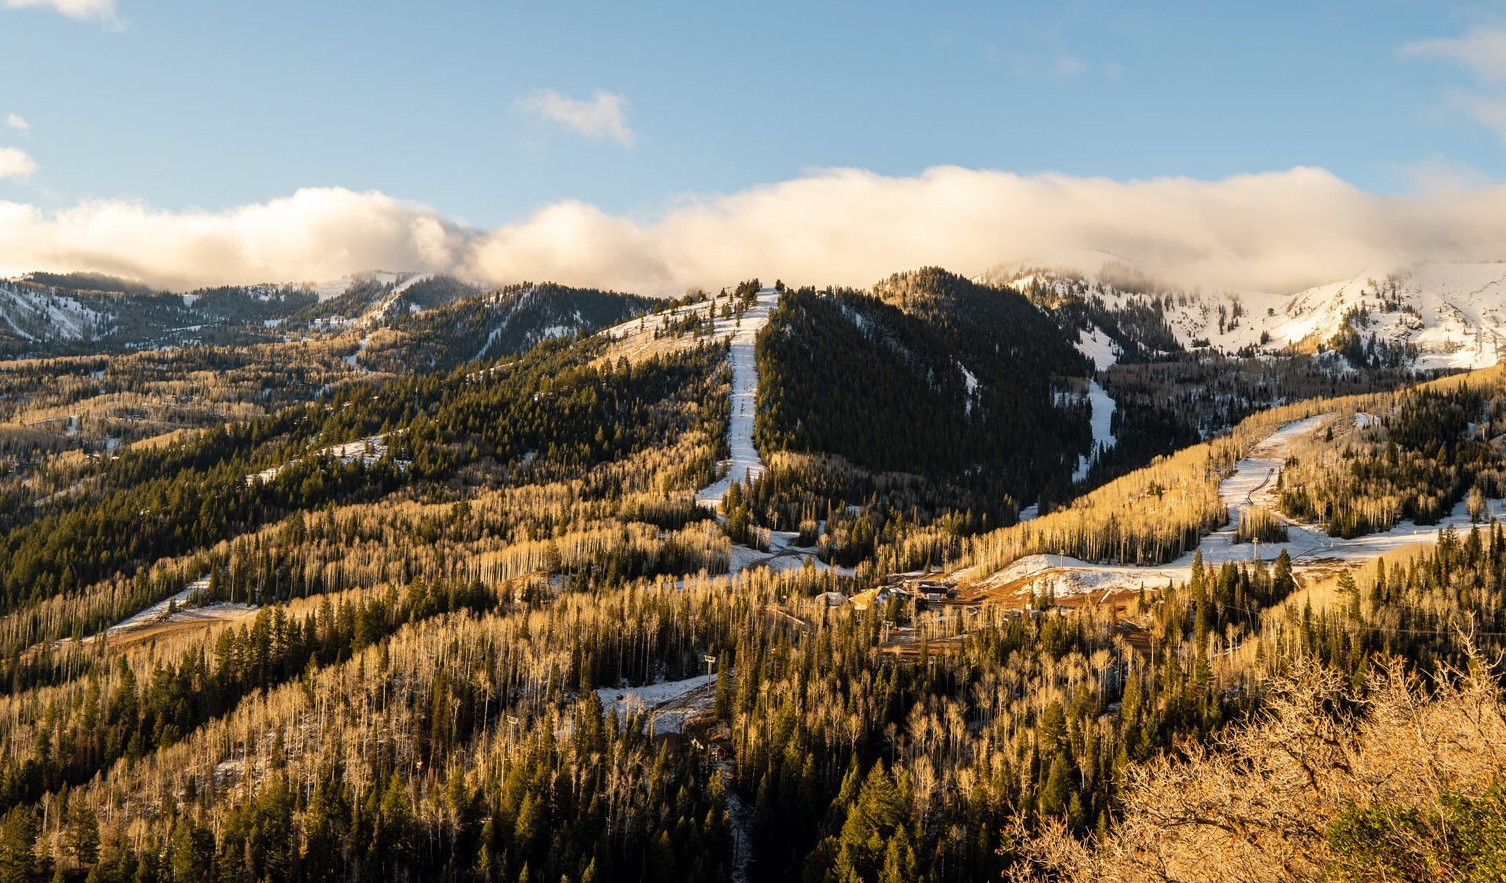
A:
4 166 1506 295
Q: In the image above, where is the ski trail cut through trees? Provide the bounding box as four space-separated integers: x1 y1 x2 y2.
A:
1071 326 1119 483
978 413 1506 599
1073 380 1117 483
696 288 779 509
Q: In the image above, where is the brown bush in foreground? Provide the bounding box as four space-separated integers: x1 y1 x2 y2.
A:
1008 653 1506 882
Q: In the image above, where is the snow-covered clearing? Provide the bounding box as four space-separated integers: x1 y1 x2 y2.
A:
959 362 979 416
599 295 724 364
695 288 779 509
1076 327 1120 372
723 528 852 578
1066 327 1120 483
309 278 351 302
596 674 716 735
247 434 402 484
306 271 405 303
391 272 431 296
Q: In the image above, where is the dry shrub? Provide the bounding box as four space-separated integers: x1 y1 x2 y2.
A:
1008 653 1506 882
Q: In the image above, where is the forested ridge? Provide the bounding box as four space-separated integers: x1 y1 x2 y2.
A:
753 270 1091 525
354 282 653 374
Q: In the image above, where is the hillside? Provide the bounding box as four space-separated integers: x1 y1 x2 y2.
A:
356 282 655 374
0 268 1503 883
753 272 1091 519
0 272 650 363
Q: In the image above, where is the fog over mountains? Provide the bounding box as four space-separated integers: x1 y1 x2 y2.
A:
8 166 1506 295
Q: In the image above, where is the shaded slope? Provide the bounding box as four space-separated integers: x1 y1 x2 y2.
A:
755 271 1091 516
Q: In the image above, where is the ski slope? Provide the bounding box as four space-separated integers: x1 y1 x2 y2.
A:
1071 328 1119 482
695 288 779 509
1072 380 1118 483
976 414 1498 598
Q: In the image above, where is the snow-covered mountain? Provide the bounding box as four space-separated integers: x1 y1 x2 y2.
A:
0 283 108 345
1269 264 1506 371
0 271 641 360
999 261 1506 371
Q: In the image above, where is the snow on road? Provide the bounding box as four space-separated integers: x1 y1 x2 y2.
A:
110 577 210 634
53 576 257 649
696 289 779 509
1181 414 1491 570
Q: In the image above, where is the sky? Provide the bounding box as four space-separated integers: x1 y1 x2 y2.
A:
2 1 1506 293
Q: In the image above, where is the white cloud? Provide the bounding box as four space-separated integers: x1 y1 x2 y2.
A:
0 148 37 179
1448 93 1506 141
1396 155 1493 193
2 0 117 23
5 114 28 132
5 167 1506 295
467 166 1506 296
516 89 635 148
1403 25 1506 140
1403 26 1506 84
0 188 465 290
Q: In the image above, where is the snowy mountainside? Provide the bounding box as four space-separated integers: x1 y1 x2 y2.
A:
0 276 209 356
1271 264 1506 370
0 270 626 361
351 281 654 373
999 261 1506 371
0 282 107 345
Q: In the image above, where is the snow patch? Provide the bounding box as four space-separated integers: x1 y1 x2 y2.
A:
959 362 979 416
596 674 715 735
1075 327 1120 371
248 434 403 484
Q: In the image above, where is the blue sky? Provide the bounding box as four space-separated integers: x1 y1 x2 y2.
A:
1 1 1501 220
2 1 1506 292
